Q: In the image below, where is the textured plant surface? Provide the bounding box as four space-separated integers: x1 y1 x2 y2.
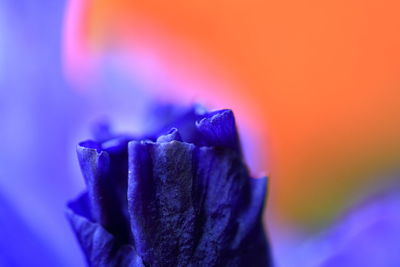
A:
67 107 271 266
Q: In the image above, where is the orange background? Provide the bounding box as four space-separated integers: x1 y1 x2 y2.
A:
64 0 400 227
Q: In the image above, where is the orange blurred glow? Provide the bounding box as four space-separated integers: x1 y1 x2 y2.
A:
64 0 400 226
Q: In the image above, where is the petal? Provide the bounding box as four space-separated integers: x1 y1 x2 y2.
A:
196 109 241 151
127 139 270 266
77 140 131 242
127 140 197 266
67 197 144 267
191 146 269 266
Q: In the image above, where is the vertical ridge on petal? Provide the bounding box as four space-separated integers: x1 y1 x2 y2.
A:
66 208 144 267
77 142 131 243
128 140 197 266
190 147 269 266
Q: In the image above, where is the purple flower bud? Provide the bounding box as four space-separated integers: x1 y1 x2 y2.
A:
67 107 271 266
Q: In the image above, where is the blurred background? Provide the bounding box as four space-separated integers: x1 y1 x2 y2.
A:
1 0 400 266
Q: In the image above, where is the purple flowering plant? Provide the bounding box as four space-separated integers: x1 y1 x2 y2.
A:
67 106 272 266
2 1 400 266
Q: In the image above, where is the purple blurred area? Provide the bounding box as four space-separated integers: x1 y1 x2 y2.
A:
289 183 400 267
0 1 153 266
0 1 85 265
